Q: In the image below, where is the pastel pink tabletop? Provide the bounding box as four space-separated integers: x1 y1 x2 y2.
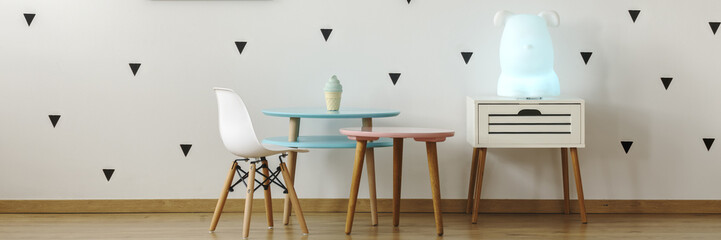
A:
340 127 455 142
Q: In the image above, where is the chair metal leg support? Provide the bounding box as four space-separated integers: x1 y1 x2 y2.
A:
210 156 294 236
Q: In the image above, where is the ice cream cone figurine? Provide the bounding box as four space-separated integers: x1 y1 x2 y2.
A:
324 75 343 111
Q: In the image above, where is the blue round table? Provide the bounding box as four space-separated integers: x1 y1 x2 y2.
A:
262 107 400 119
261 107 400 226
262 107 400 148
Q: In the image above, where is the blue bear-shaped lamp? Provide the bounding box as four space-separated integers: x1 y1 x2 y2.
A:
496 10 560 99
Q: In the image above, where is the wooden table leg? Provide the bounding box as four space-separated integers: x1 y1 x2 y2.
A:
365 148 378 226
283 117 300 225
242 163 257 239
392 138 404 227
466 148 480 214
570 148 588 223
471 148 487 224
345 140 368 235
280 161 309 234
362 118 378 226
561 148 570 215
261 159 274 228
425 142 444 236
209 161 238 232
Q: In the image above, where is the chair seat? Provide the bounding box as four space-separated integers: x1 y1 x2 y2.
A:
235 145 308 159
263 135 393 149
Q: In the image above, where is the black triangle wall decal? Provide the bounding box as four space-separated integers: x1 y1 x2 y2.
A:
581 52 593 65
628 10 640 23
103 169 115 181
661 77 673 90
461 52 473 64
621 141 633 154
710 22 720 35
703 138 715 151
320 29 333 41
235 41 247 55
180 144 192 157
49 115 61 128
389 73 401 85
129 63 141 76
24 13 35 26
407 0 411 3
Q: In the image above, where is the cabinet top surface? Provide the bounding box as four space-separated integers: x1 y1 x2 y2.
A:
468 96 584 103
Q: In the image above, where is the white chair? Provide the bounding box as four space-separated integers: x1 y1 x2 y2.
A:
209 87 309 238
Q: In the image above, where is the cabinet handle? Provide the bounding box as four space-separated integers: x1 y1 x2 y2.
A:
518 109 542 116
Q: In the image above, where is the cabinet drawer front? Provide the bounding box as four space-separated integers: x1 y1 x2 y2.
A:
489 116 570 124
489 124 571 133
478 104 582 146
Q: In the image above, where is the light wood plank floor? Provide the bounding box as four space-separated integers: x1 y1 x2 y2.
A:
2 213 721 239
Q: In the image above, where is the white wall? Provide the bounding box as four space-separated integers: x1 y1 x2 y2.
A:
2 0 721 200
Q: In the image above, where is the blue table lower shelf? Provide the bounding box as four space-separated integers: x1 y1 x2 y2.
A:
263 135 393 149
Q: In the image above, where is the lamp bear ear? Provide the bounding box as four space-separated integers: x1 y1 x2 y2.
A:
494 10 514 26
538 10 560 27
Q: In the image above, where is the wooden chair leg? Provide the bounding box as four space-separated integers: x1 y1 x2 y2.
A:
345 140 367 235
425 142 444 236
466 148 480 214
392 138 404 227
366 148 378 226
570 148 588 224
282 153 297 225
283 117 300 225
261 159 273 228
561 148 570 215
471 148 487 224
280 161 309 234
242 163 257 239
209 161 238 232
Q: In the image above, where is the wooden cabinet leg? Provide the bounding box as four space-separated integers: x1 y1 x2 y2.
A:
425 142 444 236
570 148 588 224
561 148 570 215
261 159 273 228
392 138 404 227
471 148 487 224
283 117 300 225
280 161 309 234
209 161 238 232
345 140 367 235
466 148 480 214
242 163 257 239
366 148 378 226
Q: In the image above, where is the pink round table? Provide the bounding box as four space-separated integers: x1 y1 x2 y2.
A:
339 127 455 236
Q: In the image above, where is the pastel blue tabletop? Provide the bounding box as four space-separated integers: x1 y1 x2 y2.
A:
263 135 393 148
262 107 400 119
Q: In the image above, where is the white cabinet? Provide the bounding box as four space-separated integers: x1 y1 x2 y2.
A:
467 97 585 148
465 97 588 224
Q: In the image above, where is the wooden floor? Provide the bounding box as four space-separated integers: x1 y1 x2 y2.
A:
2 213 721 239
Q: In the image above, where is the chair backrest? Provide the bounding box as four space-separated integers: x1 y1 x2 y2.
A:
213 87 265 157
